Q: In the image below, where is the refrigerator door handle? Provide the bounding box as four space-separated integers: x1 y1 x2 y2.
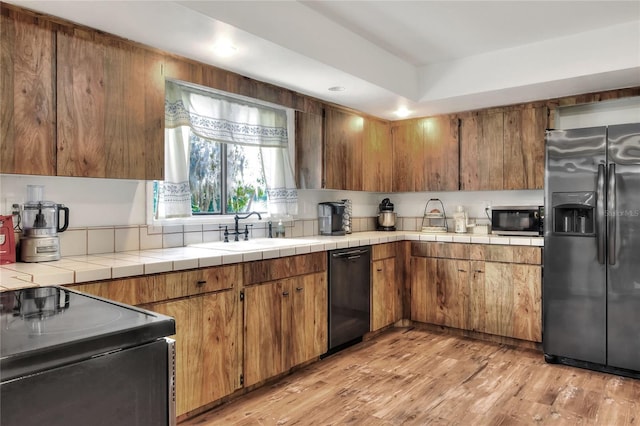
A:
608 163 616 265
596 163 606 264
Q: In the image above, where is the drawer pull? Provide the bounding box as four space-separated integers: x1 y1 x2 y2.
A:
376 268 383 272
296 287 303 292
196 280 207 286
282 291 290 296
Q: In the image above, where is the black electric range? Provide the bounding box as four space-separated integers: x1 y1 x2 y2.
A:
0 286 175 382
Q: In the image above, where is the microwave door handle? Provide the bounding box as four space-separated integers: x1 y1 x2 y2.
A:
608 164 616 265
596 164 606 265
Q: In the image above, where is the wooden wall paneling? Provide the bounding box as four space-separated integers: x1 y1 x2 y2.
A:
423 116 459 191
362 118 392 192
295 110 324 189
57 30 106 177
392 120 424 192
0 7 56 175
164 55 204 85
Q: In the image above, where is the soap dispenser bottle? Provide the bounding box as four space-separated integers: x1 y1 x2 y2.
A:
275 219 285 238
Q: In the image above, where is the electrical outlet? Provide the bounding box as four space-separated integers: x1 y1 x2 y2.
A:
482 200 492 210
4 197 19 216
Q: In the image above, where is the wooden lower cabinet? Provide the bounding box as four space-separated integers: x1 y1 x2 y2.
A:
371 243 402 331
410 242 541 342
244 272 327 388
469 260 541 341
148 289 241 417
410 257 468 329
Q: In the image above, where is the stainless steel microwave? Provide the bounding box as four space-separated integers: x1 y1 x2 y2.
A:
491 206 544 236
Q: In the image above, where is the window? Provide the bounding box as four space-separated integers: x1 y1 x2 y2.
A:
153 80 298 221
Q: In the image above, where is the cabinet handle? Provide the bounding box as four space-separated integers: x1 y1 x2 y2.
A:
475 270 483 273
458 269 467 273
376 268 383 272
282 291 289 296
196 280 207 286
295 287 303 292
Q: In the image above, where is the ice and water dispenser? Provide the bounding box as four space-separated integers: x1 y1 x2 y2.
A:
552 192 595 235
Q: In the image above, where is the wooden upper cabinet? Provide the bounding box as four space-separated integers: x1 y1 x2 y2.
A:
460 111 504 191
503 106 547 190
392 119 424 192
460 105 547 191
0 7 56 175
324 106 364 190
362 118 392 192
392 116 459 192
295 110 324 189
423 116 459 191
56 30 164 179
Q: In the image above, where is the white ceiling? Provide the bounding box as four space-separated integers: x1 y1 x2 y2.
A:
11 1 640 119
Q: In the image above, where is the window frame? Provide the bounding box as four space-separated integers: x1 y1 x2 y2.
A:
147 84 296 226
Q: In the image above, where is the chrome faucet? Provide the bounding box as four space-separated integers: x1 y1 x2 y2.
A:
231 212 262 241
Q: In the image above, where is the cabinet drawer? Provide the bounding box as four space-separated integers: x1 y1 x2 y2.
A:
70 275 155 306
156 264 242 300
411 242 469 260
372 242 396 261
244 252 326 286
469 245 541 265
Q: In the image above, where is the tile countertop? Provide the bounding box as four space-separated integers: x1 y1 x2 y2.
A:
0 231 543 291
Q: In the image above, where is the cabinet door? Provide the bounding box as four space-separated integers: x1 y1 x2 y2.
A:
503 106 547 190
244 281 285 387
295 110 324 189
460 112 504 190
57 32 163 179
423 116 459 191
147 297 193 417
324 107 363 190
199 290 241 405
392 120 424 192
289 272 328 368
511 264 542 342
149 290 240 416
362 118 392 192
0 8 56 175
437 259 469 329
410 257 468 328
372 257 400 331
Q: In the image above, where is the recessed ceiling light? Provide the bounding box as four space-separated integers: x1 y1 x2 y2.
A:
394 107 410 118
212 40 237 58
328 86 346 92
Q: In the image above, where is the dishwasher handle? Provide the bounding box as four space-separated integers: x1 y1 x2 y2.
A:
331 249 369 259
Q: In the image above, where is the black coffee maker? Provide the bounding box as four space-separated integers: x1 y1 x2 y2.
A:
318 202 345 236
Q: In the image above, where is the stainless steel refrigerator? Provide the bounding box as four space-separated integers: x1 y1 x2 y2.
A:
543 123 640 376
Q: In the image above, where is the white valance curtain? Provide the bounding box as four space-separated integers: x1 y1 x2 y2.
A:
156 80 298 219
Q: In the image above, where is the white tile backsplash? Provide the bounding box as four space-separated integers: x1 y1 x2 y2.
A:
88 228 115 254
59 229 87 256
140 227 163 250
115 227 139 252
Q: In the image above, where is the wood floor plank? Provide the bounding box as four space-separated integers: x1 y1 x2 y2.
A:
181 328 639 425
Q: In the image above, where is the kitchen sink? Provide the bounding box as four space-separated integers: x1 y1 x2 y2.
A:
189 238 323 252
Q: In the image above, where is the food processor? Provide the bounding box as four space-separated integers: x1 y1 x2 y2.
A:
20 185 69 262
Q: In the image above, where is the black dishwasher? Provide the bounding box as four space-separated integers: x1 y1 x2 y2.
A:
328 246 371 352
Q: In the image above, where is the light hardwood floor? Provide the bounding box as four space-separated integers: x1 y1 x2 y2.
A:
182 328 639 425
